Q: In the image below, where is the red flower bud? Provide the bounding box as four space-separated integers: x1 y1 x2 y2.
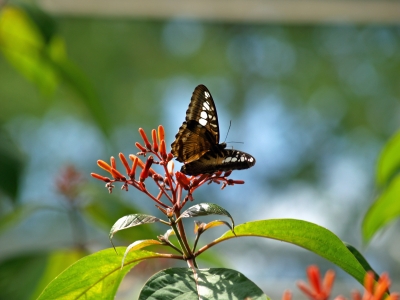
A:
139 156 154 182
167 153 174 161
129 155 139 178
175 171 190 190
139 128 152 150
110 168 125 181
97 160 112 173
91 173 111 182
110 156 116 169
119 153 131 175
159 139 167 160
135 142 147 153
152 129 158 152
158 125 165 146
192 174 209 187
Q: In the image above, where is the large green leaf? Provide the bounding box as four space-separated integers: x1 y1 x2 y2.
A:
139 268 269 300
31 250 86 300
37 248 170 300
362 175 400 243
376 130 400 187
209 219 372 286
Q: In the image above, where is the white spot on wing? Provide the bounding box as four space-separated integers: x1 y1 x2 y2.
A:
205 91 210 98
199 118 207 126
203 102 210 110
200 111 208 119
231 157 237 162
224 157 232 163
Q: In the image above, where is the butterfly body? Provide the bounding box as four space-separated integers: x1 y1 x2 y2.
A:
171 85 255 176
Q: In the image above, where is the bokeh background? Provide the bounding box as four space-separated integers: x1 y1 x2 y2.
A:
1 0 399 299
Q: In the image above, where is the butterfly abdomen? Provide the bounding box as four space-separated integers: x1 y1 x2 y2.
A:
181 149 256 176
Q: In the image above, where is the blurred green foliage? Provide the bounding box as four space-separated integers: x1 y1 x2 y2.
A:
0 2 400 299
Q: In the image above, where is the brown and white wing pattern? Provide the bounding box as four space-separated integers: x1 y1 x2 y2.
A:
171 84 256 175
171 84 220 163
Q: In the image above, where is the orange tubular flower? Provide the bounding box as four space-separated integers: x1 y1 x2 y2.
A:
158 125 165 145
159 139 167 160
119 153 131 175
97 160 112 173
135 142 147 152
350 272 399 300
152 129 158 152
110 168 125 181
140 156 154 182
297 265 335 300
129 155 139 178
282 290 292 300
139 127 152 150
175 172 190 190
110 156 116 169
91 173 110 182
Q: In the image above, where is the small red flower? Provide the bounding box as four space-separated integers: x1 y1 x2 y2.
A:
139 127 152 150
350 271 399 300
297 265 335 300
282 290 292 300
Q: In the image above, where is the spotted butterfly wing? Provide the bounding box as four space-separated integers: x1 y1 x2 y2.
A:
171 84 255 175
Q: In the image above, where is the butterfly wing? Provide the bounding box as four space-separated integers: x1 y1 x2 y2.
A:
181 149 256 176
171 85 220 163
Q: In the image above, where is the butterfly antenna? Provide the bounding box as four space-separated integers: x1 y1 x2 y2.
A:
224 120 232 143
225 120 243 146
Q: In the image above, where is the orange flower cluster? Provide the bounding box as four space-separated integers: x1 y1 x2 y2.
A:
283 266 399 300
91 126 245 211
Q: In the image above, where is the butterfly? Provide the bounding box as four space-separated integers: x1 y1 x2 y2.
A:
171 84 256 176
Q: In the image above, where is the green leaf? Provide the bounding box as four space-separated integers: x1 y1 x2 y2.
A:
362 175 400 243
122 240 164 268
37 248 167 300
213 219 372 286
344 243 379 281
31 250 86 300
177 203 235 230
139 268 269 300
109 214 161 240
376 130 400 187
203 220 233 232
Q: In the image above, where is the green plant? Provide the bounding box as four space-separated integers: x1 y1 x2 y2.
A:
36 125 394 300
